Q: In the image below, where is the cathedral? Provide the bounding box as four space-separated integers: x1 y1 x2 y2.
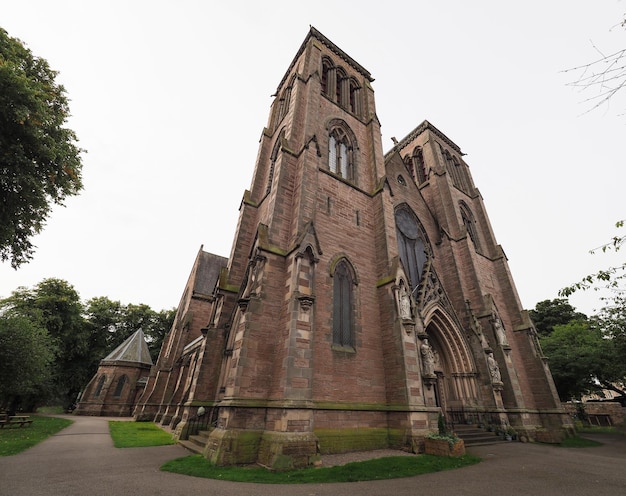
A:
133 27 572 468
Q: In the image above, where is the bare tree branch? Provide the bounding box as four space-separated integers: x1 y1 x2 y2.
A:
562 17 626 116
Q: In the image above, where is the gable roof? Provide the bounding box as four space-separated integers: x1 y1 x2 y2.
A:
194 250 228 297
102 329 153 366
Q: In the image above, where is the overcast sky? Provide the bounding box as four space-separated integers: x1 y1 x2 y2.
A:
2 1 624 316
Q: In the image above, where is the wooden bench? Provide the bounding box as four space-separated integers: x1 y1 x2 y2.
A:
0 413 33 428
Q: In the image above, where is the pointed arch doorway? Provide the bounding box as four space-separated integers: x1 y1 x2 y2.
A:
423 307 479 416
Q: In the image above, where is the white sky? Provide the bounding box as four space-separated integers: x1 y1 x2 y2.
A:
1 0 624 316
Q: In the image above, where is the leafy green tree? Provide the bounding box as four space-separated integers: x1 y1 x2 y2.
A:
540 321 614 400
84 297 175 363
145 307 175 360
117 303 175 361
1 278 89 408
591 304 626 397
2 278 175 409
0 27 83 268
529 298 587 337
557 221 626 399
560 221 625 305
84 296 124 362
0 314 56 412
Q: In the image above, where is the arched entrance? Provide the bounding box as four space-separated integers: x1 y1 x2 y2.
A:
422 306 479 415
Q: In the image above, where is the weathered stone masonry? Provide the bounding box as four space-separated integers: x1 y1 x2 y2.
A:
134 27 573 468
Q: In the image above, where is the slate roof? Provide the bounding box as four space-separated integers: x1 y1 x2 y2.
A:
194 251 228 297
102 329 153 366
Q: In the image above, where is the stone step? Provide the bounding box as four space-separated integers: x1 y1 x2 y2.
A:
452 425 509 446
178 430 211 454
178 439 204 455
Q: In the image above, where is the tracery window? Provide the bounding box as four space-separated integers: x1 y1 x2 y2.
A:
328 127 353 180
395 207 428 293
332 259 355 348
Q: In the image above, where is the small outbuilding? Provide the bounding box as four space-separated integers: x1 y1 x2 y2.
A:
74 329 153 417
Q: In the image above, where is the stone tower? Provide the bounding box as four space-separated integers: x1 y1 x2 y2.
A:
136 27 572 468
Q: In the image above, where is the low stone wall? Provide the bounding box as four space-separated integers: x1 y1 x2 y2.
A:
562 402 625 426
314 427 407 454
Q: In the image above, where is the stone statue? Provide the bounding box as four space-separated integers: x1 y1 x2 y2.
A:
421 339 436 377
487 352 502 383
493 316 509 347
399 284 412 319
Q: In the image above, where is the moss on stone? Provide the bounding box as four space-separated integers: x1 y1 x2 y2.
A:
314 427 398 454
376 275 395 287
205 429 263 466
258 431 319 470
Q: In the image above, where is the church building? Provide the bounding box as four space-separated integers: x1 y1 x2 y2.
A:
133 27 572 468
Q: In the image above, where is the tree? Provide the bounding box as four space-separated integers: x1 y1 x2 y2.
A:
84 298 175 362
2 278 176 410
146 307 175 361
560 221 626 305
543 224 626 400
84 296 124 363
591 304 626 397
0 27 83 268
0 314 56 412
562 15 626 116
540 321 614 400
529 298 587 337
1 278 89 408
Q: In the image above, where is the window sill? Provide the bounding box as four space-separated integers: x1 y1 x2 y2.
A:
331 344 356 354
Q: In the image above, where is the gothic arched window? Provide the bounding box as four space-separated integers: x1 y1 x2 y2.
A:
460 202 481 250
93 375 106 398
328 127 354 180
332 259 355 348
413 147 427 184
349 78 361 116
113 375 127 398
395 207 428 293
321 58 334 98
320 59 361 116
276 75 294 124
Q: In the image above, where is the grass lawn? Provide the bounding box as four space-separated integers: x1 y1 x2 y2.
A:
578 425 626 435
0 416 73 456
109 421 176 448
161 453 481 484
560 436 603 448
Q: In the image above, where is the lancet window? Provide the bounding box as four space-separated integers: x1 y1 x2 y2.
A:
332 259 355 348
113 375 127 398
460 202 481 251
321 58 362 117
404 147 427 184
94 375 106 397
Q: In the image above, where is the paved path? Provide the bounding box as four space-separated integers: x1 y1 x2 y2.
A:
1 415 625 496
